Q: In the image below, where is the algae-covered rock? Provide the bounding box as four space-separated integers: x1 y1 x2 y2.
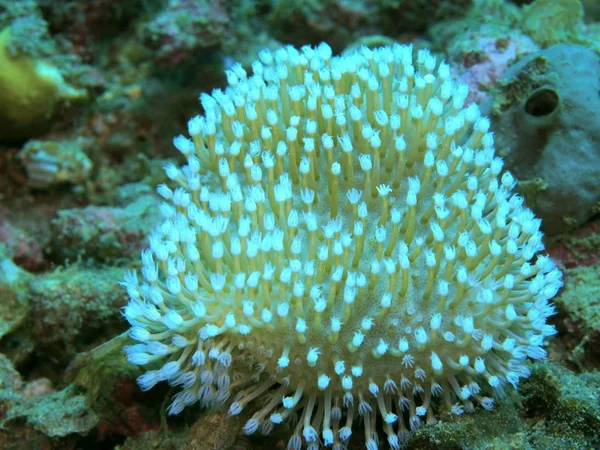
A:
404 361 600 449
547 217 600 268
0 208 45 271
406 399 529 450
520 362 600 449
493 44 600 234
141 0 230 65
0 354 96 447
0 353 23 406
0 245 31 341
50 195 160 263
118 411 248 450
2 384 98 437
552 263 600 369
521 0 588 47
65 333 164 441
267 0 472 52
582 0 600 21
26 266 129 364
0 284 29 341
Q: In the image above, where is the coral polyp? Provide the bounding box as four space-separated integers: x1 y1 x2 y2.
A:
122 43 561 449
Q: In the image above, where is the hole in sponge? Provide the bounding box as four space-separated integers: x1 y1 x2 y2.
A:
524 88 559 117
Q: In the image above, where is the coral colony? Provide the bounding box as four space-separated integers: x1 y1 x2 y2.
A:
122 43 561 449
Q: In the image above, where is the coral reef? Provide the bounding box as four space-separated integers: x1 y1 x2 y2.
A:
0 0 598 449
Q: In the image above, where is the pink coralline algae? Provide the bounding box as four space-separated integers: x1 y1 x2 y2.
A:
452 34 539 106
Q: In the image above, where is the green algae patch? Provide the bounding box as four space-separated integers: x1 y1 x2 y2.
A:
1 384 97 437
0 353 23 406
0 26 87 143
553 263 600 368
24 265 129 369
49 195 160 264
0 354 96 447
520 362 600 449
406 361 600 449
0 244 32 341
407 399 528 450
0 284 29 341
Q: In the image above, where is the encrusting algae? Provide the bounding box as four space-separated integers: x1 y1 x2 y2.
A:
121 43 561 449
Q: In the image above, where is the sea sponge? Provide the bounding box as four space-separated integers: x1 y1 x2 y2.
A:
0 27 86 143
122 43 561 449
493 44 600 234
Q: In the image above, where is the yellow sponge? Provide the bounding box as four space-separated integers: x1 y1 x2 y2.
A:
0 27 86 142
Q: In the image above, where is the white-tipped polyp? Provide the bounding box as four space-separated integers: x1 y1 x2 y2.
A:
229 402 243 416
137 370 159 390
278 356 290 368
318 374 331 390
